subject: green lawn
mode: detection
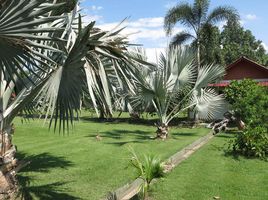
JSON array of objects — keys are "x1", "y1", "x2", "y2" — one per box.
[
  {"x1": 13, "y1": 113, "x2": 209, "y2": 200},
  {"x1": 151, "y1": 133, "x2": 268, "y2": 200}
]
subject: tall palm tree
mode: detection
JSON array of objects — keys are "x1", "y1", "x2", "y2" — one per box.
[
  {"x1": 0, "y1": 0, "x2": 148, "y2": 198},
  {"x1": 164, "y1": 0, "x2": 239, "y2": 69},
  {"x1": 132, "y1": 46, "x2": 226, "y2": 139}
]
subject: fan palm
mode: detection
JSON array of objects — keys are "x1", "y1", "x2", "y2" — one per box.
[
  {"x1": 164, "y1": 0, "x2": 239, "y2": 69},
  {"x1": 132, "y1": 46, "x2": 226, "y2": 139},
  {"x1": 0, "y1": 0, "x2": 148, "y2": 198}
]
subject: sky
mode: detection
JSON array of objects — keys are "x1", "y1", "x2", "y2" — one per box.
[{"x1": 81, "y1": 0, "x2": 268, "y2": 62}]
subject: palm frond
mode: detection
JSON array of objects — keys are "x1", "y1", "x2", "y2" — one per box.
[
  {"x1": 0, "y1": 0, "x2": 65, "y2": 82},
  {"x1": 206, "y1": 6, "x2": 239, "y2": 24},
  {"x1": 193, "y1": 0, "x2": 210, "y2": 23},
  {"x1": 164, "y1": 3, "x2": 195, "y2": 35},
  {"x1": 37, "y1": 21, "x2": 94, "y2": 132},
  {"x1": 170, "y1": 31, "x2": 195, "y2": 46},
  {"x1": 192, "y1": 88, "x2": 226, "y2": 120},
  {"x1": 194, "y1": 63, "x2": 225, "y2": 91}
]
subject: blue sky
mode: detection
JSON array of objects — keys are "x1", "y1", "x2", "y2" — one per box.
[{"x1": 81, "y1": 0, "x2": 268, "y2": 61}]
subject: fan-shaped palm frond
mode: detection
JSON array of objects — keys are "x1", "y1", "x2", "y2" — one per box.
[{"x1": 0, "y1": 0, "x2": 65, "y2": 82}]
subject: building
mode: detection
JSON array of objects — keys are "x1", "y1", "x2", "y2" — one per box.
[{"x1": 209, "y1": 56, "x2": 268, "y2": 87}]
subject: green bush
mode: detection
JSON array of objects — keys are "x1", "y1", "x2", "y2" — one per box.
[
  {"x1": 224, "y1": 79, "x2": 268, "y2": 127},
  {"x1": 229, "y1": 126, "x2": 268, "y2": 159}
]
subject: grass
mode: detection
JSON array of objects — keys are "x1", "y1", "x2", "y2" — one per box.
[
  {"x1": 150, "y1": 133, "x2": 268, "y2": 200},
  {"x1": 13, "y1": 112, "x2": 209, "y2": 200}
]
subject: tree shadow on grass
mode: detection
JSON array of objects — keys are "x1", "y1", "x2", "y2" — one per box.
[
  {"x1": 80, "y1": 116, "x2": 189, "y2": 127},
  {"x1": 85, "y1": 129, "x2": 154, "y2": 146},
  {"x1": 80, "y1": 116, "x2": 158, "y2": 126},
  {"x1": 17, "y1": 152, "x2": 74, "y2": 173},
  {"x1": 86, "y1": 129, "x2": 154, "y2": 140},
  {"x1": 16, "y1": 152, "x2": 79, "y2": 200},
  {"x1": 171, "y1": 132, "x2": 199, "y2": 139},
  {"x1": 18, "y1": 175, "x2": 80, "y2": 200}
]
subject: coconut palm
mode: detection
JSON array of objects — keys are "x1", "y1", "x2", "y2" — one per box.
[
  {"x1": 0, "y1": 0, "x2": 148, "y2": 197},
  {"x1": 132, "y1": 47, "x2": 226, "y2": 139},
  {"x1": 164, "y1": 0, "x2": 239, "y2": 69}
]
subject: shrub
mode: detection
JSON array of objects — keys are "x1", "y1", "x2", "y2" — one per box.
[
  {"x1": 229, "y1": 126, "x2": 268, "y2": 159},
  {"x1": 224, "y1": 79, "x2": 268, "y2": 128}
]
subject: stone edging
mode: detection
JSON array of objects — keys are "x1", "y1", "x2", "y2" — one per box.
[{"x1": 102, "y1": 131, "x2": 214, "y2": 200}]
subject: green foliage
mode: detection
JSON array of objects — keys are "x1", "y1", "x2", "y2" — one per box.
[
  {"x1": 224, "y1": 79, "x2": 268, "y2": 127},
  {"x1": 229, "y1": 127, "x2": 268, "y2": 159},
  {"x1": 221, "y1": 21, "x2": 268, "y2": 66},
  {"x1": 50, "y1": 0, "x2": 78, "y2": 15},
  {"x1": 129, "y1": 147, "x2": 164, "y2": 199},
  {"x1": 225, "y1": 80, "x2": 268, "y2": 159},
  {"x1": 199, "y1": 24, "x2": 224, "y2": 65},
  {"x1": 187, "y1": 17, "x2": 268, "y2": 66}
]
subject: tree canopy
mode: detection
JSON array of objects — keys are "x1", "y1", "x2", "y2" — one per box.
[
  {"x1": 221, "y1": 21, "x2": 268, "y2": 66},
  {"x1": 164, "y1": 0, "x2": 239, "y2": 68}
]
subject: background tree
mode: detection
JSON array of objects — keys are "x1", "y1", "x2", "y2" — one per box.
[
  {"x1": 221, "y1": 20, "x2": 268, "y2": 66},
  {"x1": 164, "y1": 0, "x2": 239, "y2": 69}
]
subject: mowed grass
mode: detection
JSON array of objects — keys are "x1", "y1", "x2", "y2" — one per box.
[
  {"x1": 13, "y1": 113, "x2": 209, "y2": 200},
  {"x1": 151, "y1": 133, "x2": 268, "y2": 200}
]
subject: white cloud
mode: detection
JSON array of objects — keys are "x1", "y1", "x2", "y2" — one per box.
[
  {"x1": 91, "y1": 5, "x2": 103, "y2": 11},
  {"x1": 130, "y1": 17, "x2": 164, "y2": 28},
  {"x1": 239, "y1": 20, "x2": 245, "y2": 26},
  {"x1": 145, "y1": 48, "x2": 165, "y2": 63},
  {"x1": 83, "y1": 15, "x2": 103, "y2": 24},
  {"x1": 218, "y1": 20, "x2": 227, "y2": 30},
  {"x1": 262, "y1": 42, "x2": 268, "y2": 52},
  {"x1": 97, "y1": 17, "x2": 183, "y2": 44},
  {"x1": 245, "y1": 14, "x2": 257, "y2": 20}
]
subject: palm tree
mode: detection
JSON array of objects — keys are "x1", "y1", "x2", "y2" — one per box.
[
  {"x1": 164, "y1": 0, "x2": 239, "y2": 69},
  {"x1": 0, "y1": 0, "x2": 148, "y2": 197},
  {"x1": 132, "y1": 47, "x2": 226, "y2": 139}
]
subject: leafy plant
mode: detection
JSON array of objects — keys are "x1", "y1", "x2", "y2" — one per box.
[
  {"x1": 129, "y1": 148, "x2": 164, "y2": 199},
  {"x1": 229, "y1": 126, "x2": 268, "y2": 159},
  {"x1": 224, "y1": 79, "x2": 268, "y2": 128}
]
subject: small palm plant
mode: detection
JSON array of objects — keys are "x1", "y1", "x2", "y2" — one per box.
[{"x1": 129, "y1": 147, "x2": 164, "y2": 200}]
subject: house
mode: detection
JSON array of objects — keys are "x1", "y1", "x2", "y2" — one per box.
[
  {"x1": 209, "y1": 56, "x2": 268, "y2": 87},
  {"x1": 205, "y1": 57, "x2": 268, "y2": 120}
]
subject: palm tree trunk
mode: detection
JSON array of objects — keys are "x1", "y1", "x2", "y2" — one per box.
[
  {"x1": 0, "y1": 124, "x2": 19, "y2": 199},
  {"x1": 156, "y1": 123, "x2": 169, "y2": 139}
]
